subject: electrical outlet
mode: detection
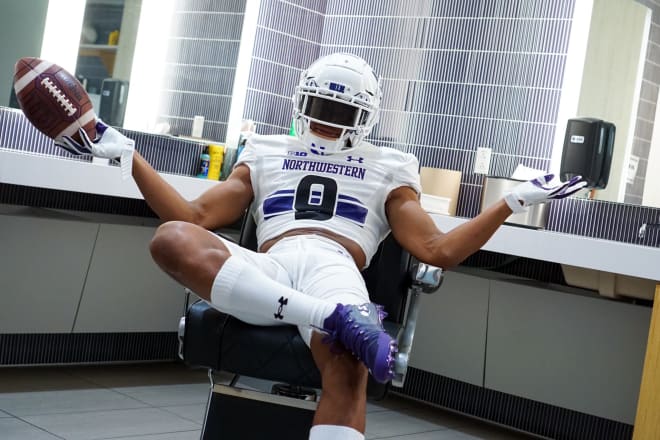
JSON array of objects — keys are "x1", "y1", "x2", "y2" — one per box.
[{"x1": 474, "y1": 147, "x2": 492, "y2": 174}]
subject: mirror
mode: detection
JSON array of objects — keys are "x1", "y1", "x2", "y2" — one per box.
[
  {"x1": 3, "y1": 0, "x2": 659, "y2": 211},
  {"x1": 75, "y1": 0, "x2": 139, "y2": 127},
  {"x1": 558, "y1": 0, "x2": 660, "y2": 208},
  {"x1": 1, "y1": 0, "x2": 247, "y2": 145},
  {"x1": 0, "y1": 0, "x2": 140, "y2": 126}
]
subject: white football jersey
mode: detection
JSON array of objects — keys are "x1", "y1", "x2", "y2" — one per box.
[{"x1": 235, "y1": 134, "x2": 421, "y2": 266}]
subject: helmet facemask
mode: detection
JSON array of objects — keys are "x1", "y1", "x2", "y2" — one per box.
[{"x1": 292, "y1": 53, "x2": 382, "y2": 155}]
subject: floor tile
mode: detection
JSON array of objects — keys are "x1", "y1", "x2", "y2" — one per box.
[
  {"x1": 22, "y1": 407, "x2": 200, "y2": 440},
  {"x1": 0, "y1": 366, "x2": 94, "y2": 392},
  {"x1": 366, "y1": 397, "x2": 536, "y2": 440},
  {"x1": 369, "y1": 398, "x2": 480, "y2": 432},
  {"x1": 441, "y1": 422, "x2": 536, "y2": 440},
  {"x1": 365, "y1": 409, "x2": 451, "y2": 439},
  {"x1": 0, "y1": 418, "x2": 61, "y2": 440},
  {"x1": 0, "y1": 364, "x2": 539, "y2": 440},
  {"x1": 100, "y1": 430, "x2": 202, "y2": 440},
  {"x1": 377, "y1": 431, "x2": 458, "y2": 439},
  {"x1": 160, "y1": 403, "x2": 208, "y2": 425},
  {"x1": 0, "y1": 388, "x2": 148, "y2": 416},
  {"x1": 369, "y1": 429, "x2": 534, "y2": 440},
  {"x1": 112, "y1": 383, "x2": 210, "y2": 407},
  {"x1": 367, "y1": 394, "x2": 417, "y2": 414},
  {"x1": 65, "y1": 363, "x2": 208, "y2": 388}
]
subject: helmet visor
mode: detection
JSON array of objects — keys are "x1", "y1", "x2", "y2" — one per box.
[{"x1": 301, "y1": 95, "x2": 367, "y2": 127}]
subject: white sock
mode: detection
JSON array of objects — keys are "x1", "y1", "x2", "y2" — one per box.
[
  {"x1": 309, "y1": 425, "x2": 364, "y2": 440},
  {"x1": 210, "y1": 256, "x2": 337, "y2": 328}
]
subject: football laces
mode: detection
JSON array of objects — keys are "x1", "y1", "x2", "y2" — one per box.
[{"x1": 40, "y1": 77, "x2": 76, "y2": 117}]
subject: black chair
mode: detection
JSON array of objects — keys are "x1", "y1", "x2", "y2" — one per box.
[{"x1": 177, "y1": 213, "x2": 443, "y2": 439}]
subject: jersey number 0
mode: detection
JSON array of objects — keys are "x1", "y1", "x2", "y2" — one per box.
[{"x1": 294, "y1": 175, "x2": 337, "y2": 220}]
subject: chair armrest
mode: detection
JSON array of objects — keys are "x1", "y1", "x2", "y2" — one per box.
[
  {"x1": 391, "y1": 261, "x2": 443, "y2": 387},
  {"x1": 178, "y1": 299, "x2": 231, "y2": 369},
  {"x1": 411, "y1": 261, "x2": 444, "y2": 293}
]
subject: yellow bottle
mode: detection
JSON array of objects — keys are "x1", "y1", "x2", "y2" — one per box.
[
  {"x1": 108, "y1": 30, "x2": 120, "y2": 46},
  {"x1": 207, "y1": 144, "x2": 225, "y2": 180}
]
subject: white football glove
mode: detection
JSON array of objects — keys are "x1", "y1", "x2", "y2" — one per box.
[
  {"x1": 504, "y1": 173, "x2": 587, "y2": 213},
  {"x1": 55, "y1": 120, "x2": 135, "y2": 180}
]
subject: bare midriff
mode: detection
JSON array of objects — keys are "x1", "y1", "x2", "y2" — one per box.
[{"x1": 260, "y1": 227, "x2": 366, "y2": 269}]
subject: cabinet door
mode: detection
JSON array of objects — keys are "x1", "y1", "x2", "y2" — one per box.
[
  {"x1": 409, "y1": 271, "x2": 490, "y2": 386},
  {"x1": 73, "y1": 224, "x2": 184, "y2": 332},
  {"x1": 486, "y1": 280, "x2": 650, "y2": 424},
  {"x1": 0, "y1": 215, "x2": 98, "y2": 333}
]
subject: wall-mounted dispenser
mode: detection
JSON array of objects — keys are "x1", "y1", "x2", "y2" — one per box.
[{"x1": 560, "y1": 117, "x2": 615, "y2": 189}]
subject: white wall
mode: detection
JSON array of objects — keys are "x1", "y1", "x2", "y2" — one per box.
[
  {"x1": 0, "y1": 0, "x2": 49, "y2": 106},
  {"x1": 643, "y1": 89, "x2": 660, "y2": 207},
  {"x1": 576, "y1": 0, "x2": 650, "y2": 202},
  {"x1": 112, "y1": 0, "x2": 142, "y2": 81}
]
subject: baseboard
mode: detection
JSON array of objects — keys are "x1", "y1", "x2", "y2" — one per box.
[
  {"x1": 0, "y1": 332, "x2": 178, "y2": 366},
  {"x1": 394, "y1": 367, "x2": 633, "y2": 440}
]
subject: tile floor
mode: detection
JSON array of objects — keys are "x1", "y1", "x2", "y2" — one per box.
[{"x1": 0, "y1": 362, "x2": 537, "y2": 440}]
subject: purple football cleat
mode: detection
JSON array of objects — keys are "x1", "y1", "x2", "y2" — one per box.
[{"x1": 322, "y1": 303, "x2": 397, "y2": 383}]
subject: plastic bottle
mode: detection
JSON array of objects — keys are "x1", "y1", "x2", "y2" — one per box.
[
  {"x1": 220, "y1": 146, "x2": 237, "y2": 181},
  {"x1": 207, "y1": 144, "x2": 225, "y2": 180},
  {"x1": 197, "y1": 146, "x2": 210, "y2": 178},
  {"x1": 108, "y1": 29, "x2": 120, "y2": 46}
]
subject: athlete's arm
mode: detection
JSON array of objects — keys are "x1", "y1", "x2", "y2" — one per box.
[
  {"x1": 385, "y1": 186, "x2": 512, "y2": 269},
  {"x1": 132, "y1": 152, "x2": 253, "y2": 230}
]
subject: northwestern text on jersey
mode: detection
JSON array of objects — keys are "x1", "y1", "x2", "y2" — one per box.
[{"x1": 281, "y1": 159, "x2": 366, "y2": 180}]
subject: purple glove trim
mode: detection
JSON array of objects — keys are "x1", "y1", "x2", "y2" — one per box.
[{"x1": 95, "y1": 120, "x2": 109, "y2": 138}]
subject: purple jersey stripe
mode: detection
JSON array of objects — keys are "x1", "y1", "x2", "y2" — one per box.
[
  {"x1": 336, "y1": 201, "x2": 367, "y2": 225},
  {"x1": 263, "y1": 195, "x2": 294, "y2": 217}
]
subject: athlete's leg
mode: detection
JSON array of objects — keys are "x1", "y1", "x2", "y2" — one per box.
[
  {"x1": 149, "y1": 221, "x2": 336, "y2": 327},
  {"x1": 285, "y1": 237, "x2": 386, "y2": 439},
  {"x1": 308, "y1": 332, "x2": 367, "y2": 439},
  {"x1": 149, "y1": 221, "x2": 230, "y2": 299},
  {"x1": 291, "y1": 236, "x2": 397, "y2": 384},
  {"x1": 151, "y1": 224, "x2": 397, "y2": 386}
]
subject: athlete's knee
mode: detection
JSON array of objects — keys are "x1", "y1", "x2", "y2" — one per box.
[
  {"x1": 150, "y1": 221, "x2": 232, "y2": 275},
  {"x1": 149, "y1": 221, "x2": 191, "y2": 263}
]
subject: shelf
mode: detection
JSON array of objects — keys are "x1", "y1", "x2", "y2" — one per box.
[{"x1": 79, "y1": 44, "x2": 118, "y2": 51}]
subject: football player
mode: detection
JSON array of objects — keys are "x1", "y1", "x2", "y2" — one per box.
[{"x1": 58, "y1": 52, "x2": 585, "y2": 440}]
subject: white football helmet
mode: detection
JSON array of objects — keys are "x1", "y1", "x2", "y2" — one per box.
[{"x1": 292, "y1": 53, "x2": 382, "y2": 155}]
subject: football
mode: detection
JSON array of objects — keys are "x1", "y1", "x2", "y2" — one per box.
[{"x1": 13, "y1": 57, "x2": 97, "y2": 143}]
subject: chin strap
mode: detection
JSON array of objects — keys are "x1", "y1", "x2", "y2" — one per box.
[{"x1": 299, "y1": 128, "x2": 363, "y2": 156}]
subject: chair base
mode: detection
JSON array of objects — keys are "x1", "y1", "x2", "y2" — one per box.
[
  {"x1": 271, "y1": 383, "x2": 318, "y2": 401},
  {"x1": 202, "y1": 383, "x2": 317, "y2": 440}
]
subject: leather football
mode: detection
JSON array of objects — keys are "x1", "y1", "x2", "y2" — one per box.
[{"x1": 13, "y1": 57, "x2": 97, "y2": 143}]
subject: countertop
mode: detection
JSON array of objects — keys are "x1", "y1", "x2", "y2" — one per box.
[
  {"x1": 433, "y1": 215, "x2": 659, "y2": 282},
  {"x1": 0, "y1": 148, "x2": 218, "y2": 201},
  {"x1": 1, "y1": 148, "x2": 658, "y2": 282}
]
